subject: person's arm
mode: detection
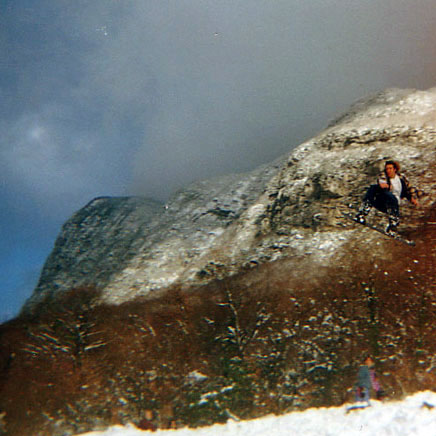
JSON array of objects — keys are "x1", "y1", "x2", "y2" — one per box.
[
  {"x1": 378, "y1": 173, "x2": 389, "y2": 189},
  {"x1": 404, "y1": 178, "x2": 420, "y2": 206}
]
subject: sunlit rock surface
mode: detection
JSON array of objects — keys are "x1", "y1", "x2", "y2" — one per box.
[{"x1": 23, "y1": 88, "x2": 436, "y2": 313}]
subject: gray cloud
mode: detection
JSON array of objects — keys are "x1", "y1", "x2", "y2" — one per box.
[
  {"x1": 4, "y1": 0, "x2": 436, "y2": 207},
  {"x1": 2, "y1": 0, "x2": 436, "y2": 316},
  {"x1": 73, "y1": 0, "x2": 436, "y2": 199}
]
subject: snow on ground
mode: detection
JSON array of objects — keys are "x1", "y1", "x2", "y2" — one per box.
[{"x1": 77, "y1": 391, "x2": 436, "y2": 436}]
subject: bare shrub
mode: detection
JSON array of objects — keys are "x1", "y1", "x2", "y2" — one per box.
[{"x1": 0, "y1": 211, "x2": 435, "y2": 433}]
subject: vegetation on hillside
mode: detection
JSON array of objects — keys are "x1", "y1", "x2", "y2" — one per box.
[{"x1": 0, "y1": 210, "x2": 435, "y2": 436}]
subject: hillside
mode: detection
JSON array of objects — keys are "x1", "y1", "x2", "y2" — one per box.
[{"x1": 1, "y1": 88, "x2": 435, "y2": 435}]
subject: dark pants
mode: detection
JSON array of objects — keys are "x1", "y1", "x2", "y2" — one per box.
[
  {"x1": 355, "y1": 386, "x2": 370, "y2": 403},
  {"x1": 359, "y1": 185, "x2": 400, "y2": 227},
  {"x1": 364, "y1": 185, "x2": 399, "y2": 216}
]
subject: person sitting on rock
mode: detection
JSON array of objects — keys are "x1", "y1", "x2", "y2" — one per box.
[{"x1": 355, "y1": 160, "x2": 421, "y2": 234}]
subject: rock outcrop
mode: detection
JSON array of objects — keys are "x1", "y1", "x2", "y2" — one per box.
[
  {"x1": 5, "y1": 87, "x2": 436, "y2": 436},
  {"x1": 23, "y1": 87, "x2": 436, "y2": 314}
]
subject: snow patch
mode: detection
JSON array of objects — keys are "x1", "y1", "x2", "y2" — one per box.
[{"x1": 75, "y1": 391, "x2": 436, "y2": 436}]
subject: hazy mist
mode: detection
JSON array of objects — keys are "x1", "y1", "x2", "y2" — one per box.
[{"x1": 1, "y1": 0, "x2": 436, "y2": 316}]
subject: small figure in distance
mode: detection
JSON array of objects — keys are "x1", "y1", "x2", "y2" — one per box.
[{"x1": 355, "y1": 355, "x2": 384, "y2": 406}]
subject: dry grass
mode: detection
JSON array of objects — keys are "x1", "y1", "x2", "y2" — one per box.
[{"x1": 1, "y1": 208, "x2": 435, "y2": 435}]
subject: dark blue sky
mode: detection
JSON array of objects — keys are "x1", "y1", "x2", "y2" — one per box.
[{"x1": 1, "y1": 0, "x2": 436, "y2": 320}]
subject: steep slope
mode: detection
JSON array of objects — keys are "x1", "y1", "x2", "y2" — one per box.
[
  {"x1": 23, "y1": 161, "x2": 282, "y2": 313},
  {"x1": 1, "y1": 88, "x2": 435, "y2": 436},
  {"x1": 22, "y1": 87, "x2": 436, "y2": 313}
]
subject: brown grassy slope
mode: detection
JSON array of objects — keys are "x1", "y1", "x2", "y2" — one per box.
[{"x1": 0, "y1": 208, "x2": 435, "y2": 435}]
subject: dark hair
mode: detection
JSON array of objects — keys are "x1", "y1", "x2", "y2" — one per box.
[{"x1": 385, "y1": 160, "x2": 400, "y2": 172}]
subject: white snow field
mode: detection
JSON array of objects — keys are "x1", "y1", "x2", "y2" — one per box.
[{"x1": 77, "y1": 391, "x2": 436, "y2": 436}]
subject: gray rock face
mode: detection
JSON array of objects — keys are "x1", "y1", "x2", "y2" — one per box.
[
  {"x1": 23, "y1": 88, "x2": 436, "y2": 314},
  {"x1": 26, "y1": 196, "x2": 163, "y2": 308},
  {"x1": 24, "y1": 160, "x2": 282, "y2": 312}
]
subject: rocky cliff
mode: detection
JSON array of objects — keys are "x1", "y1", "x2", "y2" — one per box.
[
  {"x1": 23, "y1": 87, "x2": 436, "y2": 314},
  {"x1": 2, "y1": 88, "x2": 436, "y2": 436}
]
